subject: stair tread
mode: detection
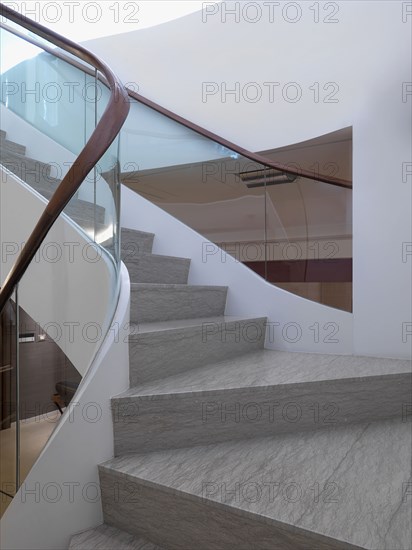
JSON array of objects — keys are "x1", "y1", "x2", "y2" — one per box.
[
  {"x1": 69, "y1": 524, "x2": 163, "y2": 549},
  {"x1": 114, "y1": 350, "x2": 411, "y2": 400},
  {"x1": 0, "y1": 137, "x2": 26, "y2": 154},
  {"x1": 0, "y1": 147, "x2": 51, "y2": 169},
  {"x1": 100, "y1": 417, "x2": 412, "y2": 550},
  {"x1": 128, "y1": 315, "x2": 266, "y2": 335},
  {"x1": 121, "y1": 227, "x2": 155, "y2": 239}
]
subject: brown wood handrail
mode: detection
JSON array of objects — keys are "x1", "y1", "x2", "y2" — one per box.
[
  {"x1": 0, "y1": 3, "x2": 130, "y2": 314},
  {"x1": 1, "y1": 19, "x2": 352, "y2": 190},
  {"x1": 127, "y1": 91, "x2": 352, "y2": 189}
]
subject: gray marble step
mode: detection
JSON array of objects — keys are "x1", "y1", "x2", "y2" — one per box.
[
  {"x1": 112, "y1": 350, "x2": 411, "y2": 453},
  {"x1": 70, "y1": 216, "x2": 110, "y2": 237},
  {"x1": 0, "y1": 143, "x2": 105, "y2": 221},
  {"x1": 65, "y1": 198, "x2": 106, "y2": 225},
  {"x1": 2, "y1": 160, "x2": 105, "y2": 226},
  {"x1": 130, "y1": 283, "x2": 228, "y2": 323},
  {"x1": 25, "y1": 176, "x2": 61, "y2": 198},
  {"x1": 121, "y1": 228, "x2": 155, "y2": 257},
  {"x1": 103, "y1": 420, "x2": 412, "y2": 550},
  {"x1": 0, "y1": 148, "x2": 52, "y2": 178},
  {"x1": 0, "y1": 129, "x2": 6, "y2": 139},
  {"x1": 69, "y1": 524, "x2": 164, "y2": 550},
  {"x1": 124, "y1": 252, "x2": 191, "y2": 285},
  {"x1": 31, "y1": 180, "x2": 105, "y2": 225},
  {"x1": 0, "y1": 136, "x2": 26, "y2": 155},
  {"x1": 100, "y1": 417, "x2": 412, "y2": 550},
  {"x1": 128, "y1": 315, "x2": 266, "y2": 386}
]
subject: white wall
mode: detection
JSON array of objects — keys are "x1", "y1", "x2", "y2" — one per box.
[
  {"x1": 0, "y1": 265, "x2": 130, "y2": 550},
  {"x1": 87, "y1": 1, "x2": 412, "y2": 359},
  {"x1": 0, "y1": 167, "x2": 117, "y2": 374},
  {"x1": 122, "y1": 185, "x2": 352, "y2": 354}
]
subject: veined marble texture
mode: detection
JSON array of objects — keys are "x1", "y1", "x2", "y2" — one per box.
[
  {"x1": 69, "y1": 524, "x2": 163, "y2": 550},
  {"x1": 113, "y1": 349, "x2": 411, "y2": 453},
  {"x1": 100, "y1": 418, "x2": 412, "y2": 550},
  {"x1": 121, "y1": 228, "x2": 155, "y2": 256},
  {"x1": 128, "y1": 316, "x2": 267, "y2": 385},
  {"x1": 130, "y1": 283, "x2": 228, "y2": 323},
  {"x1": 123, "y1": 252, "x2": 191, "y2": 284},
  {"x1": 121, "y1": 349, "x2": 412, "y2": 397},
  {"x1": 98, "y1": 227, "x2": 411, "y2": 550}
]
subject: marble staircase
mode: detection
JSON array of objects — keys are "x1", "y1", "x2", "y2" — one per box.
[
  {"x1": 68, "y1": 227, "x2": 411, "y2": 550},
  {"x1": 0, "y1": 130, "x2": 106, "y2": 233}
]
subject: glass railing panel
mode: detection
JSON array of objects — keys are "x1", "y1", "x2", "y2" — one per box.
[
  {"x1": 265, "y1": 176, "x2": 352, "y2": 312},
  {"x1": 16, "y1": 298, "x2": 81, "y2": 489},
  {"x1": 121, "y1": 100, "x2": 234, "y2": 171},
  {"x1": 0, "y1": 13, "x2": 123, "y2": 506},
  {"x1": 0, "y1": 291, "x2": 17, "y2": 517},
  {"x1": 1, "y1": 30, "x2": 87, "y2": 153},
  {"x1": 0, "y1": 22, "x2": 117, "y2": 263},
  {"x1": 1, "y1": 189, "x2": 121, "y2": 498},
  {"x1": 122, "y1": 99, "x2": 271, "y2": 271},
  {"x1": 122, "y1": 97, "x2": 352, "y2": 311},
  {"x1": 94, "y1": 136, "x2": 121, "y2": 267}
]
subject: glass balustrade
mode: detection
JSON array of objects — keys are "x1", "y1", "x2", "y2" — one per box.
[
  {"x1": 121, "y1": 98, "x2": 352, "y2": 312},
  {"x1": 0, "y1": 15, "x2": 123, "y2": 515}
]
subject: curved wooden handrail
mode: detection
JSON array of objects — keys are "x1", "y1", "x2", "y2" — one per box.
[
  {"x1": 0, "y1": 3, "x2": 130, "y2": 314},
  {"x1": 1, "y1": 19, "x2": 351, "y2": 189},
  {"x1": 127, "y1": 91, "x2": 352, "y2": 189}
]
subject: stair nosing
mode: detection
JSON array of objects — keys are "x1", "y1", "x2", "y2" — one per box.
[
  {"x1": 131, "y1": 283, "x2": 228, "y2": 290},
  {"x1": 0, "y1": 148, "x2": 51, "y2": 168},
  {"x1": 122, "y1": 251, "x2": 191, "y2": 263},
  {"x1": 128, "y1": 315, "x2": 267, "y2": 334},
  {"x1": 113, "y1": 370, "x2": 411, "y2": 402},
  {"x1": 115, "y1": 348, "x2": 411, "y2": 401}
]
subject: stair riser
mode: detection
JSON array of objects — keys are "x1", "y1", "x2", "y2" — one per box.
[
  {"x1": 0, "y1": 138, "x2": 26, "y2": 155},
  {"x1": 0, "y1": 148, "x2": 52, "y2": 175},
  {"x1": 65, "y1": 200, "x2": 106, "y2": 224},
  {"x1": 121, "y1": 229, "x2": 154, "y2": 256},
  {"x1": 27, "y1": 181, "x2": 60, "y2": 198},
  {"x1": 130, "y1": 287, "x2": 227, "y2": 323},
  {"x1": 71, "y1": 215, "x2": 106, "y2": 231},
  {"x1": 2, "y1": 166, "x2": 106, "y2": 223},
  {"x1": 9, "y1": 171, "x2": 106, "y2": 224},
  {"x1": 112, "y1": 374, "x2": 411, "y2": 454},
  {"x1": 1, "y1": 157, "x2": 51, "y2": 179},
  {"x1": 99, "y1": 469, "x2": 359, "y2": 550},
  {"x1": 129, "y1": 318, "x2": 267, "y2": 386},
  {"x1": 125, "y1": 255, "x2": 190, "y2": 284}
]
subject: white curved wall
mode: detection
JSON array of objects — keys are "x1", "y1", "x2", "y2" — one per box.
[
  {"x1": 87, "y1": 1, "x2": 412, "y2": 359},
  {"x1": 0, "y1": 166, "x2": 117, "y2": 375}
]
